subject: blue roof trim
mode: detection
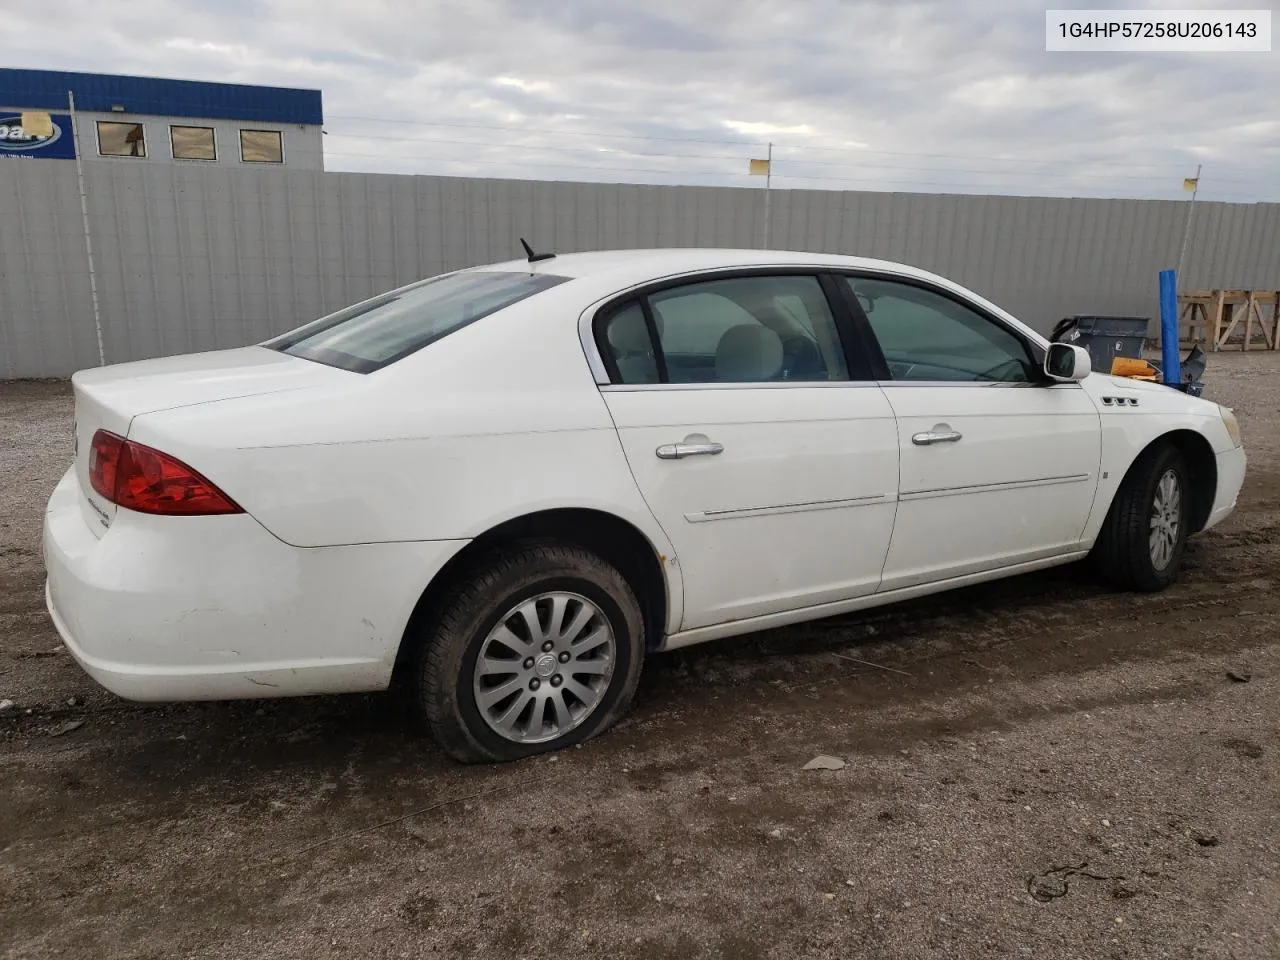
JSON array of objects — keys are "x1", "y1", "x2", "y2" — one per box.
[{"x1": 0, "y1": 68, "x2": 322, "y2": 125}]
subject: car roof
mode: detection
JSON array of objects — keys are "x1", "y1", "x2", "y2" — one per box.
[
  {"x1": 455, "y1": 247, "x2": 1048, "y2": 352},
  {"x1": 469, "y1": 248, "x2": 939, "y2": 287}
]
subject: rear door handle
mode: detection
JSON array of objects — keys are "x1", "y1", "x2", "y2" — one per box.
[
  {"x1": 656, "y1": 442, "x2": 724, "y2": 459},
  {"x1": 911, "y1": 430, "x2": 962, "y2": 446}
]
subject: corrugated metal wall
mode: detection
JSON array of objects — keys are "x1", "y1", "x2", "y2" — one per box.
[{"x1": 2, "y1": 161, "x2": 1278, "y2": 378}]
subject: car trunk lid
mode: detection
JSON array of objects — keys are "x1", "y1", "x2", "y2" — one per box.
[{"x1": 71, "y1": 346, "x2": 354, "y2": 535}]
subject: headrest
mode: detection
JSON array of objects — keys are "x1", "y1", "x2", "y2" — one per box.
[
  {"x1": 607, "y1": 305, "x2": 654, "y2": 354},
  {"x1": 715, "y1": 324, "x2": 784, "y2": 382}
]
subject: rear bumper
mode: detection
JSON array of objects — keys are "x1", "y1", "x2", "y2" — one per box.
[
  {"x1": 1204, "y1": 444, "x2": 1246, "y2": 532},
  {"x1": 43, "y1": 467, "x2": 467, "y2": 702}
]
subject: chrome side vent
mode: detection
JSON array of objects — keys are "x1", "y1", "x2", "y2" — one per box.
[{"x1": 1100, "y1": 396, "x2": 1140, "y2": 407}]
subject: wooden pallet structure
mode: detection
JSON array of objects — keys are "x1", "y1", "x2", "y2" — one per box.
[{"x1": 1177, "y1": 290, "x2": 1280, "y2": 351}]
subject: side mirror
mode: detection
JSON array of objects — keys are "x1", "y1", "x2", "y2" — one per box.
[{"x1": 1045, "y1": 343, "x2": 1091, "y2": 382}]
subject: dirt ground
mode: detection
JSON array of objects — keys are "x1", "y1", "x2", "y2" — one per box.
[{"x1": 2, "y1": 354, "x2": 1278, "y2": 960}]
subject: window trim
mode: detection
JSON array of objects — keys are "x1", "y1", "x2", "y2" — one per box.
[
  {"x1": 637, "y1": 296, "x2": 671, "y2": 384},
  {"x1": 238, "y1": 127, "x2": 285, "y2": 164},
  {"x1": 95, "y1": 120, "x2": 147, "y2": 159},
  {"x1": 601, "y1": 380, "x2": 882, "y2": 393},
  {"x1": 587, "y1": 266, "x2": 879, "y2": 387},
  {"x1": 830, "y1": 269, "x2": 1049, "y2": 385},
  {"x1": 169, "y1": 124, "x2": 218, "y2": 162}
]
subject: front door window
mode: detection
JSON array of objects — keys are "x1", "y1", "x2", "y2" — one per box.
[{"x1": 845, "y1": 277, "x2": 1036, "y2": 382}]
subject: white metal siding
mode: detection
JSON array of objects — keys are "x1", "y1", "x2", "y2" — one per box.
[{"x1": 1, "y1": 161, "x2": 1277, "y2": 378}]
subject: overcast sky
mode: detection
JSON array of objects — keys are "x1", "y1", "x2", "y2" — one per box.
[{"x1": 3, "y1": 0, "x2": 1277, "y2": 202}]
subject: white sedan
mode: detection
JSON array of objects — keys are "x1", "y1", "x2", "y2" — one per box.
[{"x1": 44, "y1": 248, "x2": 1246, "y2": 762}]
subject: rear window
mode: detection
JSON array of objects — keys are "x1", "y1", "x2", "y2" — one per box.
[{"x1": 264, "y1": 271, "x2": 570, "y2": 373}]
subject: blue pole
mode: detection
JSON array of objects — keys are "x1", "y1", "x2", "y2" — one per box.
[{"x1": 1159, "y1": 269, "x2": 1180, "y2": 387}]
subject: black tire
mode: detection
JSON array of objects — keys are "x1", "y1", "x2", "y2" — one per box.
[
  {"x1": 410, "y1": 542, "x2": 645, "y2": 763},
  {"x1": 1092, "y1": 443, "x2": 1191, "y2": 592}
]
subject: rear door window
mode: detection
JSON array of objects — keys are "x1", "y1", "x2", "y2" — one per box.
[
  {"x1": 599, "y1": 301, "x2": 661, "y2": 384},
  {"x1": 598, "y1": 275, "x2": 850, "y2": 384},
  {"x1": 266, "y1": 271, "x2": 569, "y2": 372}
]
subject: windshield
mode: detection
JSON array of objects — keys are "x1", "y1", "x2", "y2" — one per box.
[{"x1": 264, "y1": 270, "x2": 570, "y2": 372}]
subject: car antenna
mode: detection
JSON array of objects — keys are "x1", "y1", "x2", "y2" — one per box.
[{"x1": 520, "y1": 238, "x2": 556, "y2": 263}]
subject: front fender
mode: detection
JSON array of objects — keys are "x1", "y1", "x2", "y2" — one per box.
[{"x1": 1078, "y1": 380, "x2": 1235, "y2": 545}]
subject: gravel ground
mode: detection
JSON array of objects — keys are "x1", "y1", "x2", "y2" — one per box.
[{"x1": 1, "y1": 355, "x2": 1278, "y2": 960}]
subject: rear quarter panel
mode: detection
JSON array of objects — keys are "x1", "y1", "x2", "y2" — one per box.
[{"x1": 125, "y1": 292, "x2": 680, "y2": 617}]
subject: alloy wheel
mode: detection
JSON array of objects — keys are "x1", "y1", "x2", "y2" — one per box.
[
  {"x1": 1148, "y1": 468, "x2": 1182, "y2": 571},
  {"x1": 472, "y1": 591, "x2": 616, "y2": 744}
]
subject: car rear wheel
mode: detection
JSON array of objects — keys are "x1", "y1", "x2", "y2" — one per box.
[
  {"x1": 411, "y1": 542, "x2": 645, "y2": 763},
  {"x1": 1092, "y1": 443, "x2": 1191, "y2": 592}
]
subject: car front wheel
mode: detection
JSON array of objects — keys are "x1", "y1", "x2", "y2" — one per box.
[
  {"x1": 411, "y1": 542, "x2": 645, "y2": 763},
  {"x1": 1093, "y1": 443, "x2": 1191, "y2": 592}
]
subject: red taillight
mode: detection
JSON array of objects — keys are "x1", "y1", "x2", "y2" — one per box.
[
  {"x1": 88, "y1": 430, "x2": 124, "y2": 503},
  {"x1": 86, "y1": 430, "x2": 242, "y2": 516}
]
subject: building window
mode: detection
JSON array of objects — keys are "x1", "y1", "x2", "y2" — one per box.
[
  {"x1": 170, "y1": 125, "x2": 216, "y2": 161},
  {"x1": 239, "y1": 129, "x2": 283, "y2": 163},
  {"x1": 97, "y1": 121, "x2": 146, "y2": 158}
]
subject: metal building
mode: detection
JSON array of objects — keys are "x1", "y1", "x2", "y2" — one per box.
[{"x1": 0, "y1": 68, "x2": 323, "y2": 170}]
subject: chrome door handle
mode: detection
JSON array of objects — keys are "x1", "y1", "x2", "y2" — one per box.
[
  {"x1": 911, "y1": 430, "x2": 963, "y2": 446},
  {"x1": 656, "y1": 442, "x2": 724, "y2": 459}
]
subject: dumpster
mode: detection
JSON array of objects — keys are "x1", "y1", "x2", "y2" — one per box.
[{"x1": 1050, "y1": 316, "x2": 1151, "y2": 376}]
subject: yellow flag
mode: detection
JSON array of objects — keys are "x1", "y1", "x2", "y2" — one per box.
[
  {"x1": 749, "y1": 158, "x2": 771, "y2": 176},
  {"x1": 1183, "y1": 177, "x2": 1199, "y2": 192},
  {"x1": 21, "y1": 111, "x2": 54, "y2": 138}
]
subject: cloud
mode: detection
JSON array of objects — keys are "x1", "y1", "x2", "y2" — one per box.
[{"x1": 1, "y1": 0, "x2": 1275, "y2": 201}]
